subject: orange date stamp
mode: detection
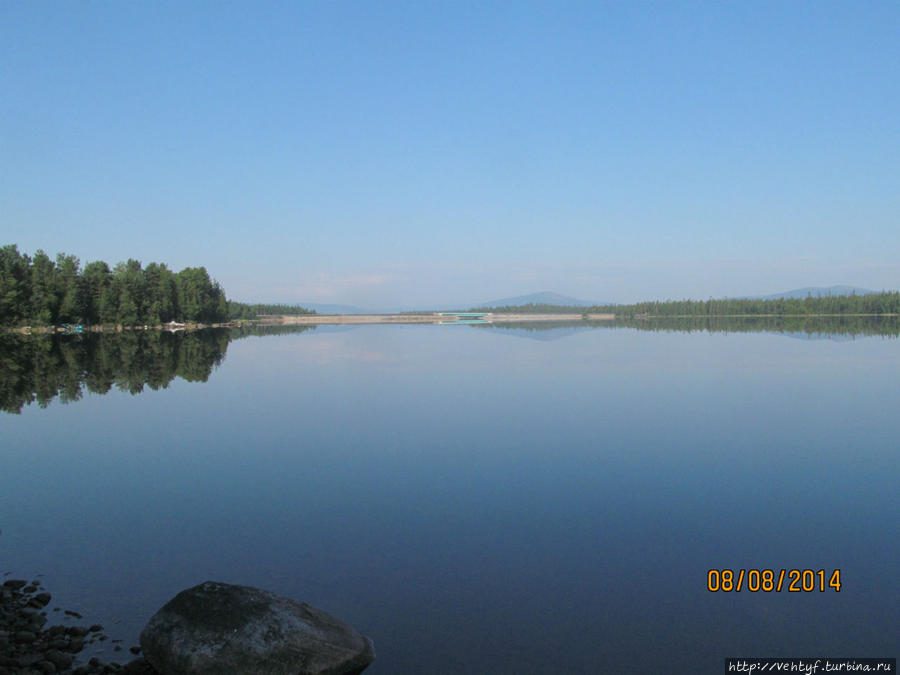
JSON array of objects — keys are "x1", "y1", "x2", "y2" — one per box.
[{"x1": 707, "y1": 569, "x2": 841, "y2": 592}]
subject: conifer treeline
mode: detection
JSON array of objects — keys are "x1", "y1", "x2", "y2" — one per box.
[
  {"x1": 0, "y1": 244, "x2": 314, "y2": 326},
  {"x1": 226, "y1": 302, "x2": 315, "y2": 320},
  {"x1": 0, "y1": 244, "x2": 227, "y2": 325},
  {"x1": 586, "y1": 293, "x2": 900, "y2": 317},
  {"x1": 474, "y1": 293, "x2": 900, "y2": 316}
]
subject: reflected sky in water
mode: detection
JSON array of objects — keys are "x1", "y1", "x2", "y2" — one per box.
[{"x1": 1, "y1": 325, "x2": 898, "y2": 672}]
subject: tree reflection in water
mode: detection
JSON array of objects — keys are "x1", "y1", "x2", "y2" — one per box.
[{"x1": 0, "y1": 325, "x2": 313, "y2": 414}]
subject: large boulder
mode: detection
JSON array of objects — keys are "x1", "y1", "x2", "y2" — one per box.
[{"x1": 140, "y1": 581, "x2": 374, "y2": 675}]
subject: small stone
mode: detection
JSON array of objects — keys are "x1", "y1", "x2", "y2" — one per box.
[
  {"x1": 89, "y1": 657, "x2": 102, "y2": 666},
  {"x1": 2, "y1": 580, "x2": 26, "y2": 590},
  {"x1": 31, "y1": 593, "x2": 52, "y2": 607},
  {"x1": 44, "y1": 650, "x2": 73, "y2": 671},
  {"x1": 23, "y1": 585, "x2": 37, "y2": 593},
  {"x1": 36, "y1": 660, "x2": 57, "y2": 674},
  {"x1": 129, "y1": 646, "x2": 141, "y2": 655},
  {"x1": 89, "y1": 624, "x2": 103, "y2": 632},
  {"x1": 67, "y1": 636, "x2": 85, "y2": 652},
  {"x1": 15, "y1": 651, "x2": 42, "y2": 666},
  {"x1": 14, "y1": 631, "x2": 37, "y2": 643},
  {"x1": 64, "y1": 610, "x2": 83, "y2": 619},
  {"x1": 67, "y1": 626, "x2": 89, "y2": 637}
]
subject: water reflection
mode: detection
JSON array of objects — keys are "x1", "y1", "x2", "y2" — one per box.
[
  {"x1": 479, "y1": 315, "x2": 900, "y2": 340},
  {"x1": 0, "y1": 325, "x2": 313, "y2": 414},
  {"x1": 3, "y1": 316, "x2": 897, "y2": 413}
]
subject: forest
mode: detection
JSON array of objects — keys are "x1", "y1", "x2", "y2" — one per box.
[
  {"x1": 587, "y1": 293, "x2": 900, "y2": 317},
  {"x1": 226, "y1": 302, "x2": 315, "y2": 320},
  {"x1": 0, "y1": 244, "x2": 313, "y2": 326},
  {"x1": 474, "y1": 292, "x2": 900, "y2": 317}
]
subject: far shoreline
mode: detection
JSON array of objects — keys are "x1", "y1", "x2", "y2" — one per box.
[
  {"x1": 260, "y1": 312, "x2": 616, "y2": 325},
  {"x1": 5, "y1": 311, "x2": 900, "y2": 334}
]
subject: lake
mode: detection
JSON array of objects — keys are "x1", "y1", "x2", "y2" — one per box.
[{"x1": 1, "y1": 321, "x2": 898, "y2": 672}]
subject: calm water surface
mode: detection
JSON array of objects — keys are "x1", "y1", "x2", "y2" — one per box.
[{"x1": 2, "y1": 324, "x2": 898, "y2": 672}]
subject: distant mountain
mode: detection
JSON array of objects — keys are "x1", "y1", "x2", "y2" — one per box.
[
  {"x1": 474, "y1": 291, "x2": 597, "y2": 308},
  {"x1": 757, "y1": 285, "x2": 880, "y2": 300}
]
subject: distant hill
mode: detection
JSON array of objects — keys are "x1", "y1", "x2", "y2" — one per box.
[
  {"x1": 475, "y1": 291, "x2": 597, "y2": 308},
  {"x1": 757, "y1": 285, "x2": 880, "y2": 300}
]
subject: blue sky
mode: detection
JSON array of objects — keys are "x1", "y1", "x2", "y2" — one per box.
[{"x1": 2, "y1": 1, "x2": 898, "y2": 307}]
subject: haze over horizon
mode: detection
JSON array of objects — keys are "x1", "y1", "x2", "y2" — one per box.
[{"x1": 3, "y1": 2, "x2": 898, "y2": 307}]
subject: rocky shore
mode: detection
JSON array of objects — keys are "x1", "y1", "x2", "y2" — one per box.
[
  {"x1": 0, "y1": 578, "x2": 156, "y2": 675},
  {"x1": 3, "y1": 579, "x2": 373, "y2": 675}
]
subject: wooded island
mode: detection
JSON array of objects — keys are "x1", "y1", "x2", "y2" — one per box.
[{"x1": 0, "y1": 244, "x2": 313, "y2": 327}]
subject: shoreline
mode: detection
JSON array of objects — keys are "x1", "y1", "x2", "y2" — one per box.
[
  {"x1": 2, "y1": 322, "x2": 244, "y2": 336},
  {"x1": 260, "y1": 313, "x2": 616, "y2": 325},
  {"x1": 4, "y1": 311, "x2": 899, "y2": 334},
  {"x1": 0, "y1": 577, "x2": 155, "y2": 674},
  {"x1": 256, "y1": 311, "x2": 900, "y2": 325}
]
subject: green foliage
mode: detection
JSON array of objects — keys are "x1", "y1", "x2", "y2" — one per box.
[
  {"x1": 0, "y1": 244, "x2": 30, "y2": 324},
  {"x1": 583, "y1": 293, "x2": 900, "y2": 318},
  {"x1": 30, "y1": 250, "x2": 58, "y2": 325},
  {"x1": 55, "y1": 253, "x2": 84, "y2": 323},
  {"x1": 82, "y1": 260, "x2": 112, "y2": 324},
  {"x1": 225, "y1": 301, "x2": 316, "y2": 320},
  {"x1": 0, "y1": 245, "x2": 247, "y2": 326},
  {"x1": 474, "y1": 293, "x2": 900, "y2": 317}
]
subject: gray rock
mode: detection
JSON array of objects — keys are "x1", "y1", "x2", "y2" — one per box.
[
  {"x1": 15, "y1": 651, "x2": 42, "y2": 666},
  {"x1": 15, "y1": 630, "x2": 37, "y2": 643},
  {"x1": 140, "y1": 581, "x2": 374, "y2": 675},
  {"x1": 44, "y1": 650, "x2": 74, "y2": 671}
]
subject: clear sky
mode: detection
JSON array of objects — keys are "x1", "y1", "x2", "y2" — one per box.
[{"x1": 2, "y1": 1, "x2": 898, "y2": 307}]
